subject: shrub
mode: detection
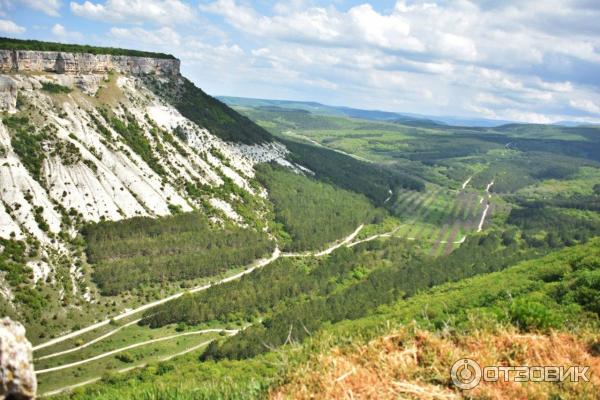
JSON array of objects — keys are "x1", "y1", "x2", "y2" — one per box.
[{"x1": 41, "y1": 82, "x2": 72, "y2": 94}]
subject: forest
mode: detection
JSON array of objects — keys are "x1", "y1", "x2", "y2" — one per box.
[
  {"x1": 141, "y1": 241, "x2": 412, "y2": 328},
  {"x1": 255, "y1": 164, "x2": 381, "y2": 251},
  {"x1": 199, "y1": 230, "x2": 554, "y2": 361},
  {"x1": 282, "y1": 138, "x2": 424, "y2": 205},
  {"x1": 83, "y1": 212, "x2": 273, "y2": 295}
]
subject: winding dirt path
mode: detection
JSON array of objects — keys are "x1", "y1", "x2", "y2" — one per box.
[
  {"x1": 36, "y1": 329, "x2": 239, "y2": 375},
  {"x1": 461, "y1": 176, "x2": 473, "y2": 190},
  {"x1": 35, "y1": 225, "x2": 365, "y2": 353},
  {"x1": 35, "y1": 318, "x2": 142, "y2": 361},
  {"x1": 477, "y1": 180, "x2": 494, "y2": 232},
  {"x1": 39, "y1": 336, "x2": 222, "y2": 398},
  {"x1": 33, "y1": 248, "x2": 281, "y2": 352}
]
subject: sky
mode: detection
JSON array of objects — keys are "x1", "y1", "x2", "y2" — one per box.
[{"x1": 2, "y1": 0, "x2": 600, "y2": 124}]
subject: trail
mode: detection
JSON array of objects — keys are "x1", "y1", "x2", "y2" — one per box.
[
  {"x1": 35, "y1": 225, "x2": 365, "y2": 352},
  {"x1": 477, "y1": 180, "x2": 494, "y2": 233},
  {"x1": 35, "y1": 318, "x2": 142, "y2": 361},
  {"x1": 477, "y1": 204, "x2": 491, "y2": 232},
  {"x1": 383, "y1": 189, "x2": 393, "y2": 204},
  {"x1": 461, "y1": 176, "x2": 473, "y2": 190},
  {"x1": 39, "y1": 336, "x2": 222, "y2": 398},
  {"x1": 35, "y1": 329, "x2": 238, "y2": 375},
  {"x1": 347, "y1": 225, "x2": 401, "y2": 248},
  {"x1": 315, "y1": 224, "x2": 364, "y2": 256}
]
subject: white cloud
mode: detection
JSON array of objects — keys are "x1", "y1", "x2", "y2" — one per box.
[
  {"x1": 21, "y1": 0, "x2": 61, "y2": 16},
  {"x1": 0, "y1": 18, "x2": 25, "y2": 34},
  {"x1": 569, "y1": 99, "x2": 600, "y2": 114},
  {"x1": 21, "y1": 0, "x2": 593, "y2": 124},
  {"x1": 109, "y1": 26, "x2": 181, "y2": 47},
  {"x1": 51, "y1": 23, "x2": 83, "y2": 41},
  {"x1": 71, "y1": 0, "x2": 194, "y2": 25}
]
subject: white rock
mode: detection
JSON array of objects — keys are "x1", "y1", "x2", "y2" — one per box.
[{"x1": 0, "y1": 317, "x2": 36, "y2": 400}]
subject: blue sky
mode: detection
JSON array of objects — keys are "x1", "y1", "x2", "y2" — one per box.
[{"x1": 2, "y1": 0, "x2": 600, "y2": 123}]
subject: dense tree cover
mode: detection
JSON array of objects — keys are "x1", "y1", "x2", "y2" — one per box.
[
  {"x1": 507, "y1": 204, "x2": 600, "y2": 247},
  {"x1": 471, "y1": 152, "x2": 588, "y2": 192},
  {"x1": 83, "y1": 212, "x2": 274, "y2": 295},
  {"x1": 142, "y1": 243, "x2": 413, "y2": 328},
  {"x1": 282, "y1": 138, "x2": 424, "y2": 205},
  {"x1": 144, "y1": 76, "x2": 272, "y2": 144},
  {"x1": 255, "y1": 164, "x2": 382, "y2": 251},
  {"x1": 49, "y1": 240, "x2": 600, "y2": 400},
  {"x1": 376, "y1": 238, "x2": 600, "y2": 332},
  {"x1": 201, "y1": 231, "x2": 546, "y2": 360},
  {"x1": 518, "y1": 193, "x2": 600, "y2": 213},
  {"x1": 0, "y1": 37, "x2": 175, "y2": 59}
]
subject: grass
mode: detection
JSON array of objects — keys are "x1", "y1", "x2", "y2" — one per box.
[
  {"x1": 49, "y1": 238, "x2": 600, "y2": 399},
  {"x1": 38, "y1": 332, "x2": 222, "y2": 394},
  {"x1": 36, "y1": 322, "x2": 191, "y2": 369},
  {"x1": 517, "y1": 166, "x2": 600, "y2": 198}
]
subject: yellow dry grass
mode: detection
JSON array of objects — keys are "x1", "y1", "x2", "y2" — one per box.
[{"x1": 271, "y1": 326, "x2": 600, "y2": 400}]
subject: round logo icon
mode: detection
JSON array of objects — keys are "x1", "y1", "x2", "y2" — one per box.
[{"x1": 451, "y1": 358, "x2": 482, "y2": 390}]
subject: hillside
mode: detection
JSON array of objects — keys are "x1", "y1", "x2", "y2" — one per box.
[
  {"x1": 1, "y1": 39, "x2": 599, "y2": 400},
  {"x1": 49, "y1": 239, "x2": 600, "y2": 399},
  {"x1": 0, "y1": 41, "x2": 303, "y2": 340}
]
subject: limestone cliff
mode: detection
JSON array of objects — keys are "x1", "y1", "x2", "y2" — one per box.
[
  {"x1": 0, "y1": 47, "x2": 295, "y2": 317},
  {"x1": 0, "y1": 49, "x2": 180, "y2": 76},
  {"x1": 0, "y1": 317, "x2": 36, "y2": 400}
]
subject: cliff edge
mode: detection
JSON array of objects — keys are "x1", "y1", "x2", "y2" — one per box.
[{"x1": 0, "y1": 49, "x2": 180, "y2": 76}]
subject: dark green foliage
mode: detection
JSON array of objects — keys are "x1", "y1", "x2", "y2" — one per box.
[
  {"x1": 0, "y1": 238, "x2": 28, "y2": 286},
  {"x1": 472, "y1": 152, "x2": 587, "y2": 192},
  {"x1": 508, "y1": 204, "x2": 600, "y2": 247},
  {"x1": 282, "y1": 138, "x2": 424, "y2": 205},
  {"x1": 145, "y1": 76, "x2": 272, "y2": 144},
  {"x1": 255, "y1": 164, "x2": 380, "y2": 251},
  {"x1": 536, "y1": 194, "x2": 600, "y2": 213},
  {"x1": 0, "y1": 238, "x2": 47, "y2": 320},
  {"x1": 142, "y1": 243, "x2": 408, "y2": 328},
  {"x1": 0, "y1": 37, "x2": 175, "y2": 59},
  {"x1": 115, "y1": 352, "x2": 135, "y2": 363},
  {"x1": 41, "y1": 82, "x2": 72, "y2": 94},
  {"x1": 104, "y1": 111, "x2": 166, "y2": 177},
  {"x1": 33, "y1": 206, "x2": 49, "y2": 232},
  {"x1": 51, "y1": 140, "x2": 82, "y2": 165},
  {"x1": 6, "y1": 116, "x2": 46, "y2": 180},
  {"x1": 201, "y1": 231, "x2": 543, "y2": 361},
  {"x1": 509, "y1": 299, "x2": 562, "y2": 331},
  {"x1": 83, "y1": 212, "x2": 274, "y2": 295}
]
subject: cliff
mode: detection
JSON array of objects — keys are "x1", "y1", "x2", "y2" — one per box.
[
  {"x1": 0, "y1": 49, "x2": 180, "y2": 76},
  {"x1": 0, "y1": 317, "x2": 36, "y2": 399}
]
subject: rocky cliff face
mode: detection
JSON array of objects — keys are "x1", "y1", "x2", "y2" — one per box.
[
  {"x1": 0, "y1": 50, "x2": 180, "y2": 76},
  {"x1": 0, "y1": 318, "x2": 36, "y2": 400}
]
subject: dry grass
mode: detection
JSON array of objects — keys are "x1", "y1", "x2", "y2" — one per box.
[{"x1": 271, "y1": 326, "x2": 600, "y2": 400}]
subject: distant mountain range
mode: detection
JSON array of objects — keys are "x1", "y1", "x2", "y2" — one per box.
[{"x1": 218, "y1": 96, "x2": 591, "y2": 128}]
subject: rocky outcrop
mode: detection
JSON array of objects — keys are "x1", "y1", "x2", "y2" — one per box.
[
  {"x1": 0, "y1": 317, "x2": 36, "y2": 400},
  {"x1": 0, "y1": 50, "x2": 180, "y2": 76},
  {"x1": 0, "y1": 76, "x2": 17, "y2": 113}
]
